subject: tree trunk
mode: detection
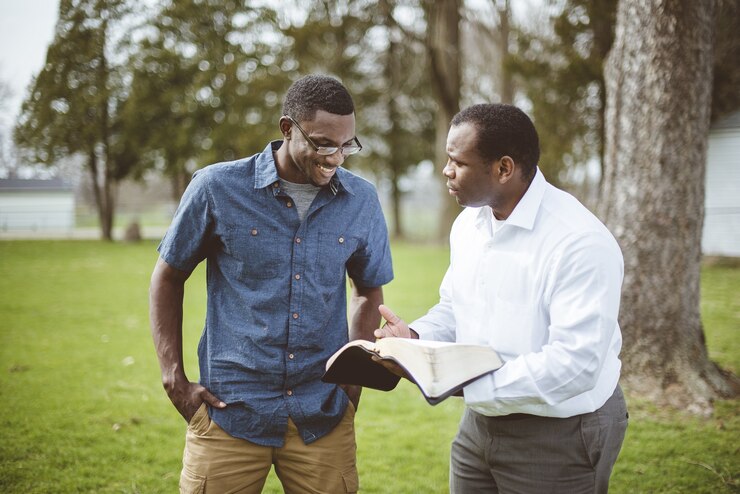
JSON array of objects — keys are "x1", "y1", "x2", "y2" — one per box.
[
  {"x1": 600, "y1": 0, "x2": 738, "y2": 414},
  {"x1": 88, "y1": 147, "x2": 113, "y2": 242},
  {"x1": 390, "y1": 166, "x2": 403, "y2": 239},
  {"x1": 591, "y1": 0, "x2": 614, "y2": 194},
  {"x1": 425, "y1": 0, "x2": 462, "y2": 242},
  {"x1": 495, "y1": 0, "x2": 514, "y2": 104},
  {"x1": 381, "y1": 0, "x2": 405, "y2": 239},
  {"x1": 101, "y1": 169, "x2": 115, "y2": 241},
  {"x1": 170, "y1": 168, "x2": 190, "y2": 202},
  {"x1": 98, "y1": 16, "x2": 114, "y2": 242}
]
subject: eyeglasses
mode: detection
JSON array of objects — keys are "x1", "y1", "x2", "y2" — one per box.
[{"x1": 285, "y1": 115, "x2": 363, "y2": 156}]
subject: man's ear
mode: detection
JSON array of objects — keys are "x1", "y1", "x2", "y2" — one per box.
[
  {"x1": 497, "y1": 156, "x2": 515, "y2": 183},
  {"x1": 279, "y1": 116, "x2": 292, "y2": 140}
]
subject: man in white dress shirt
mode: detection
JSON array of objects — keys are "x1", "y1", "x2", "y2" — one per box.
[{"x1": 375, "y1": 103, "x2": 628, "y2": 493}]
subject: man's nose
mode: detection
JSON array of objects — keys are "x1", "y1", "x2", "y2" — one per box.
[
  {"x1": 443, "y1": 161, "x2": 454, "y2": 178},
  {"x1": 325, "y1": 150, "x2": 345, "y2": 167}
]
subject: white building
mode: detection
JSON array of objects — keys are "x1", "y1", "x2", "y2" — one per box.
[
  {"x1": 0, "y1": 178, "x2": 75, "y2": 232},
  {"x1": 703, "y1": 111, "x2": 740, "y2": 257}
]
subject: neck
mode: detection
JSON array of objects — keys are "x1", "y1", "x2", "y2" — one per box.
[
  {"x1": 491, "y1": 177, "x2": 532, "y2": 220},
  {"x1": 274, "y1": 143, "x2": 307, "y2": 184}
]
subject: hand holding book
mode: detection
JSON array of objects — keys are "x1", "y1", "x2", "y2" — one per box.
[
  {"x1": 322, "y1": 305, "x2": 503, "y2": 405},
  {"x1": 372, "y1": 304, "x2": 418, "y2": 379}
]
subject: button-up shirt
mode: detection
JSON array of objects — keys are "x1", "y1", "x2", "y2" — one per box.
[
  {"x1": 158, "y1": 141, "x2": 393, "y2": 446},
  {"x1": 411, "y1": 169, "x2": 623, "y2": 418}
]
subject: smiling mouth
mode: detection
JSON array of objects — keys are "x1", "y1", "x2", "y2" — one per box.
[{"x1": 316, "y1": 163, "x2": 337, "y2": 173}]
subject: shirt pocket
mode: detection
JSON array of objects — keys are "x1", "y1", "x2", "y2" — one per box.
[
  {"x1": 315, "y1": 231, "x2": 358, "y2": 285},
  {"x1": 225, "y1": 225, "x2": 283, "y2": 280}
]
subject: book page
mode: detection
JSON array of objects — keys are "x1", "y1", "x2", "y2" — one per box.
[{"x1": 374, "y1": 338, "x2": 502, "y2": 398}]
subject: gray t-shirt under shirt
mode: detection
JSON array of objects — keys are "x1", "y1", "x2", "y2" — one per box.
[{"x1": 280, "y1": 179, "x2": 321, "y2": 222}]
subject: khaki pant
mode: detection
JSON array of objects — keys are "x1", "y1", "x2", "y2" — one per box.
[{"x1": 180, "y1": 403, "x2": 358, "y2": 494}]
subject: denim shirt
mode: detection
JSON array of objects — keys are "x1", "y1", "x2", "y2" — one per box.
[{"x1": 158, "y1": 141, "x2": 393, "y2": 446}]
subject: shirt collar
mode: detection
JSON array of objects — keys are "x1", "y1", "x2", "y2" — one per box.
[
  {"x1": 254, "y1": 141, "x2": 282, "y2": 190},
  {"x1": 504, "y1": 167, "x2": 547, "y2": 230},
  {"x1": 253, "y1": 140, "x2": 353, "y2": 196},
  {"x1": 473, "y1": 167, "x2": 547, "y2": 232},
  {"x1": 331, "y1": 168, "x2": 354, "y2": 196}
]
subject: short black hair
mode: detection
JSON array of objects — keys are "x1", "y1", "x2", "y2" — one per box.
[
  {"x1": 282, "y1": 74, "x2": 355, "y2": 122},
  {"x1": 451, "y1": 104, "x2": 540, "y2": 181}
]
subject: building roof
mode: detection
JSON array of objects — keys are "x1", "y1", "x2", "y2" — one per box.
[
  {"x1": 0, "y1": 178, "x2": 74, "y2": 192},
  {"x1": 711, "y1": 110, "x2": 740, "y2": 130}
]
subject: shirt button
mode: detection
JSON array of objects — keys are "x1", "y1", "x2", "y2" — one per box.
[
  {"x1": 251, "y1": 229, "x2": 258, "y2": 236},
  {"x1": 287, "y1": 201, "x2": 293, "y2": 208},
  {"x1": 338, "y1": 236, "x2": 344, "y2": 244},
  {"x1": 294, "y1": 274, "x2": 301, "y2": 280},
  {"x1": 292, "y1": 313, "x2": 299, "y2": 319},
  {"x1": 286, "y1": 390, "x2": 293, "y2": 396},
  {"x1": 288, "y1": 353, "x2": 294, "y2": 359},
  {"x1": 295, "y1": 237, "x2": 301, "y2": 244},
  {"x1": 273, "y1": 183, "x2": 279, "y2": 188}
]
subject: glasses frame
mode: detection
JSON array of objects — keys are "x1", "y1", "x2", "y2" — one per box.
[{"x1": 284, "y1": 115, "x2": 363, "y2": 156}]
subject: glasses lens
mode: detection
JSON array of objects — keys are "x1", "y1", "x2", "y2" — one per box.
[
  {"x1": 316, "y1": 147, "x2": 340, "y2": 156},
  {"x1": 316, "y1": 145, "x2": 361, "y2": 156}
]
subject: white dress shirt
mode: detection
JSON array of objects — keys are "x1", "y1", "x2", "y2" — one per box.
[{"x1": 411, "y1": 169, "x2": 623, "y2": 417}]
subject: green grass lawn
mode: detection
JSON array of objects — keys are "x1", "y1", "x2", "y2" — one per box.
[{"x1": 0, "y1": 240, "x2": 737, "y2": 493}]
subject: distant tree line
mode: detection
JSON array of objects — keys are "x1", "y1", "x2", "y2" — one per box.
[
  {"x1": 13, "y1": 0, "x2": 739, "y2": 241},
  {"x1": 14, "y1": 0, "x2": 440, "y2": 241}
]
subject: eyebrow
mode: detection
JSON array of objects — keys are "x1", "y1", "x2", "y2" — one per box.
[{"x1": 447, "y1": 152, "x2": 466, "y2": 165}]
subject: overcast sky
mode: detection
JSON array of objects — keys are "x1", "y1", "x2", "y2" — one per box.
[{"x1": 0, "y1": 0, "x2": 60, "y2": 126}]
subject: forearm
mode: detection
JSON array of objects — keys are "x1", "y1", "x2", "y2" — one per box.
[
  {"x1": 348, "y1": 284, "x2": 383, "y2": 341},
  {"x1": 469, "y1": 238, "x2": 624, "y2": 412},
  {"x1": 149, "y1": 258, "x2": 189, "y2": 389},
  {"x1": 149, "y1": 259, "x2": 225, "y2": 420}
]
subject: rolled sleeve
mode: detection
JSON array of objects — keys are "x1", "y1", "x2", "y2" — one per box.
[
  {"x1": 158, "y1": 170, "x2": 214, "y2": 274},
  {"x1": 346, "y1": 196, "x2": 393, "y2": 287}
]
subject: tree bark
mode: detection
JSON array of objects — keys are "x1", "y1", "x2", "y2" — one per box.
[
  {"x1": 170, "y1": 169, "x2": 189, "y2": 203},
  {"x1": 381, "y1": 0, "x2": 405, "y2": 239},
  {"x1": 495, "y1": 0, "x2": 514, "y2": 104},
  {"x1": 600, "y1": 0, "x2": 738, "y2": 413},
  {"x1": 88, "y1": 147, "x2": 113, "y2": 242},
  {"x1": 425, "y1": 0, "x2": 462, "y2": 241},
  {"x1": 592, "y1": 0, "x2": 615, "y2": 193},
  {"x1": 98, "y1": 21, "x2": 114, "y2": 242}
]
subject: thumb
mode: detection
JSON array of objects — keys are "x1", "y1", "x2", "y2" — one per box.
[
  {"x1": 378, "y1": 304, "x2": 401, "y2": 325},
  {"x1": 200, "y1": 388, "x2": 226, "y2": 409}
]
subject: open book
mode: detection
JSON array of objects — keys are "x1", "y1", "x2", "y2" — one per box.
[{"x1": 322, "y1": 338, "x2": 503, "y2": 405}]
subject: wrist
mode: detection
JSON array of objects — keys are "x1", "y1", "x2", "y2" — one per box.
[{"x1": 160, "y1": 366, "x2": 188, "y2": 392}]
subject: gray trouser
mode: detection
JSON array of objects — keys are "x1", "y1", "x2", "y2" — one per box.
[{"x1": 450, "y1": 385, "x2": 628, "y2": 494}]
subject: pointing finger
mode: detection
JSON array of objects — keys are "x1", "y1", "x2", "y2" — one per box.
[{"x1": 378, "y1": 304, "x2": 401, "y2": 324}]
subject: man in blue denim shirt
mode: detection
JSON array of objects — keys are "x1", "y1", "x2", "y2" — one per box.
[{"x1": 149, "y1": 75, "x2": 393, "y2": 493}]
